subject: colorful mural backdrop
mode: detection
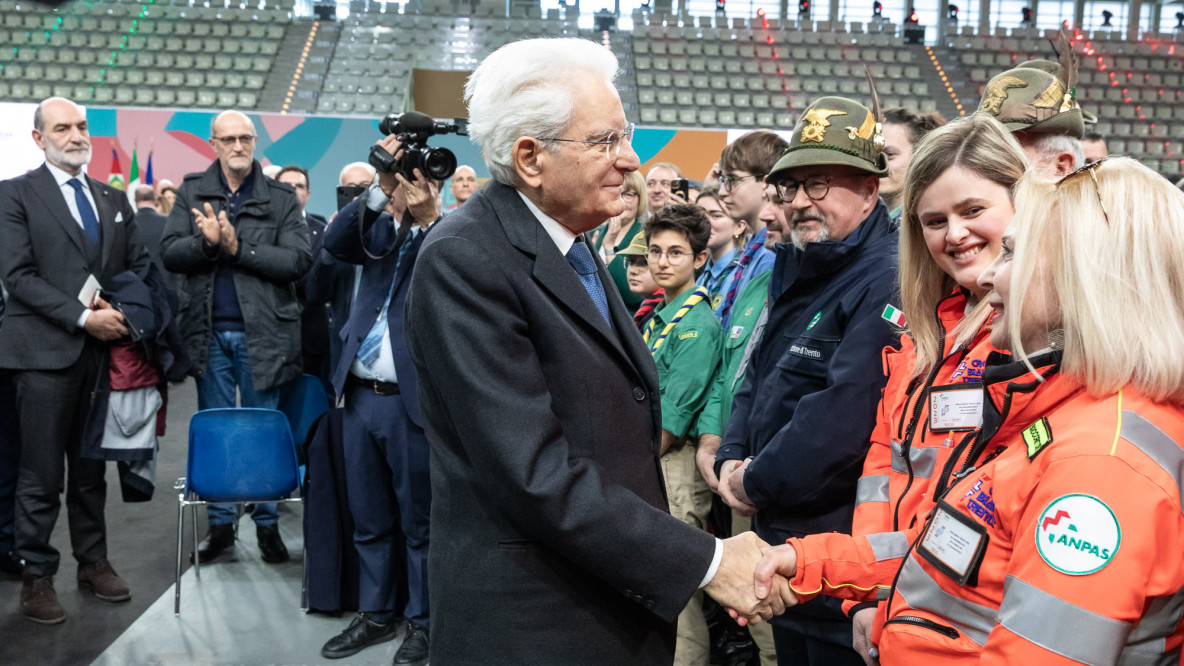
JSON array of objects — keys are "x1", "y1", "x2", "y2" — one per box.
[{"x1": 1, "y1": 104, "x2": 734, "y2": 215}]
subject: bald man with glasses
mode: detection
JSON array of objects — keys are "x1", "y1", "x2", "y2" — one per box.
[{"x1": 161, "y1": 110, "x2": 311, "y2": 565}]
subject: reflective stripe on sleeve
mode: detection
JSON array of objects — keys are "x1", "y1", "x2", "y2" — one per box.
[
  {"x1": 890, "y1": 440, "x2": 939, "y2": 479},
  {"x1": 996, "y1": 574, "x2": 1129, "y2": 665},
  {"x1": 865, "y1": 531, "x2": 910, "y2": 562},
  {"x1": 1121, "y1": 411, "x2": 1184, "y2": 511},
  {"x1": 1120, "y1": 586, "x2": 1184, "y2": 665},
  {"x1": 855, "y1": 474, "x2": 889, "y2": 506},
  {"x1": 894, "y1": 555, "x2": 996, "y2": 646}
]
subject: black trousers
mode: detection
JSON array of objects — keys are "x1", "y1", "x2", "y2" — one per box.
[
  {"x1": 14, "y1": 345, "x2": 107, "y2": 577},
  {"x1": 773, "y1": 623, "x2": 866, "y2": 666}
]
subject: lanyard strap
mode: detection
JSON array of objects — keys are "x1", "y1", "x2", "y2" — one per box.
[{"x1": 644, "y1": 286, "x2": 710, "y2": 354}]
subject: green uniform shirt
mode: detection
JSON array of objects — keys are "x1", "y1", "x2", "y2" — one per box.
[
  {"x1": 697, "y1": 269, "x2": 772, "y2": 437},
  {"x1": 648, "y1": 287, "x2": 723, "y2": 440},
  {"x1": 606, "y1": 219, "x2": 644, "y2": 310}
]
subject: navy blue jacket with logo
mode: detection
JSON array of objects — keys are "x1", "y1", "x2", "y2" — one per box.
[{"x1": 717, "y1": 202, "x2": 900, "y2": 636}]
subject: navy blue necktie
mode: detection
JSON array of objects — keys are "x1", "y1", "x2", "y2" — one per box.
[
  {"x1": 66, "y1": 179, "x2": 101, "y2": 246},
  {"x1": 566, "y1": 238, "x2": 612, "y2": 328}
]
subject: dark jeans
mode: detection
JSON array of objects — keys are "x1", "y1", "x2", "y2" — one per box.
[
  {"x1": 198, "y1": 330, "x2": 281, "y2": 527},
  {"x1": 0, "y1": 370, "x2": 21, "y2": 554},
  {"x1": 14, "y1": 348, "x2": 107, "y2": 576}
]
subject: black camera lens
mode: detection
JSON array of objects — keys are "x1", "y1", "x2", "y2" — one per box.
[{"x1": 423, "y1": 148, "x2": 458, "y2": 181}]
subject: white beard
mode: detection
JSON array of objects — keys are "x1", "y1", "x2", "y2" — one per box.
[{"x1": 47, "y1": 142, "x2": 92, "y2": 170}]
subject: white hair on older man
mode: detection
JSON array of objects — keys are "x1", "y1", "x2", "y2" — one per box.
[
  {"x1": 465, "y1": 38, "x2": 619, "y2": 185},
  {"x1": 1031, "y1": 133, "x2": 1084, "y2": 170}
]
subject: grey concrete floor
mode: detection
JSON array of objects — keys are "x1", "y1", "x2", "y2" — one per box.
[{"x1": 0, "y1": 380, "x2": 402, "y2": 666}]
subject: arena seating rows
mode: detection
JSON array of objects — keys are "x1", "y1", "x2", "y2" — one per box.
[
  {"x1": 1, "y1": 0, "x2": 1182, "y2": 175},
  {"x1": 0, "y1": 0, "x2": 290, "y2": 109}
]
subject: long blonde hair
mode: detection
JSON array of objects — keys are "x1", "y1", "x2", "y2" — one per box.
[
  {"x1": 898, "y1": 115, "x2": 1028, "y2": 377},
  {"x1": 1008, "y1": 157, "x2": 1184, "y2": 403},
  {"x1": 623, "y1": 170, "x2": 649, "y2": 223}
]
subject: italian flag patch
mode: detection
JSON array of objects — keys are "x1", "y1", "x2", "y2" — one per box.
[{"x1": 882, "y1": 304, "x2": 906, "y2": 326}]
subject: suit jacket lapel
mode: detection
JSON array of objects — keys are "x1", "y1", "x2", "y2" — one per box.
[
  {"x1": 29, "y1": 165, "x2": 88, "y2": 258},
  {"x1": 489, "y1": 184, "x2": 625, "y2": 355}
]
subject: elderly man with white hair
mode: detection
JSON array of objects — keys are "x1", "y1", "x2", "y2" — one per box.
[{"x1": 404, "y1": 38, "x2": 788, "y2": 665}]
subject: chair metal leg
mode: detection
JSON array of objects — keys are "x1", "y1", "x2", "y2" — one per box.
[
  {"x1": 175, "y1": 499, "x2": 184, "y2": 615},
  {"x1": 191, "y1": 505, "x2": 201, "y2": 580}
]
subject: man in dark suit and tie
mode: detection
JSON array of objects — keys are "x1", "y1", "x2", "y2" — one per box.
[
  {"x1": 316, "y1": 146, "x2": 438, "y2": 665},
  {"x1": 405, "y1": 39, "x2": 789, "y2": 665},
  {"x1": 0, "y1": 97, "x2": 151, "y2": 624}
]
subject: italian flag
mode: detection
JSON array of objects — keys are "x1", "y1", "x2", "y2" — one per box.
[
  {"x1": 882, "y1": 304, "x2": 906, "y2": 327},
  {"x1": 107, "y1": 147, "x2": 125, "y2": 191}
]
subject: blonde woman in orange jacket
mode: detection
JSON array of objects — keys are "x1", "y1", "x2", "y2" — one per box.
[
  {"x1": 752, "y1": 157, "x2": 1184, "y2": 665},
  {"x1": 844, "y1": 115, "x2": 1020, "y2": 657}
]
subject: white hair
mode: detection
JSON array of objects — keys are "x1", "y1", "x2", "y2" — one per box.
[
  {"x1": 262, "y1": 164, "x2": 282, "y2": 178},
  {"x1": 210, "y1": 109, "x2": 255, "y2": 138},
  {"x1": 339, "y1": 161, "x2": 377, "y2": 186},
  {"x1": 1031, "y1": 133, "x2": 1084, "y2": 170},
  {"x1": 464, "y1": 38, "x2": 619, "y2": 185}
]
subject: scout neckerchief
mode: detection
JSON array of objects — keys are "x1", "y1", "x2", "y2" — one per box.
[
  {"x1": 643, "y1": 285, "x2": 710, "y2": 355},
  {"x1": 719, "y1": 229, "x2": 767, "y2": 319}
]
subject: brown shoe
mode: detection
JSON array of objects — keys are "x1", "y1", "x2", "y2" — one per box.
[
  {"x1": 77, "y1": 558, "x2": 131, "y2": 602},
  {"x1": 21, "y1": 574, "x2": 66, "y2": 624}
]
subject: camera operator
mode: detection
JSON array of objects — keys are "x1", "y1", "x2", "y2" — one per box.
[{"x1": 317, "y1": 133, "x2": 438, "y2": 665}]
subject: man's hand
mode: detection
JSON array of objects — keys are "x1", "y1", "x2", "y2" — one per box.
[
  {"x1": 753, "y1": 542, "x2": 798, "y2": 601},
  {"x1": 852, "y1": 606, "x2": 880, "y2": 666},
  {"x1": 397, "y1": 168, "x2": 441, "y2": 226},
  {"x1": 84, "y1": 296, "x2": 129, "y2": 341},
  {"x1": 217, "y1": 209, "x2": 238, "y2": 257},
  {"x1": 697, "y1": 434, "x2": 722, "y2": 492},
  {"x1": 193, "y1": 202, "x2": 221, "y2": 247},
  {"x1": 704, "y1": 532, "x2": 787, "y2": 625},
  {"x1": 375, "y1": 135, "x2": 405, "y2": 198},
  {"x1": 704, "y1": 162, "x2": 721, "y2": 189},
  {"x1": 728, "y1": 458, "x2": 756, "y2": 505},
  {"x1": 718, "y1": 459, "x2": 758, "y2": 516}
]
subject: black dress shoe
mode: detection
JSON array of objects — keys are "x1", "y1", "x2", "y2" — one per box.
[
  {"x1": 256, "y1": 524, "x2": 290, "y2": 564},
  {"x1": 193, "y1": 524, "x2": 235, "y2": 563},
  {"x1": 321, "y1": 613, "x2": 399, "y2": 659},
  {"x1": 393, "y1": 622, "x2": 429, "y2": 666}
]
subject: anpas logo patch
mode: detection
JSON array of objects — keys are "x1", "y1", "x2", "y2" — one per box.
[{"x1": 1035, "y1": 494, "x2": 1120, "y2": 575}]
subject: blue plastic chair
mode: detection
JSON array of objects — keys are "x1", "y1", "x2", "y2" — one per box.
[
  {"x1": 278, "y1": 373, "x2": 331, "y2": 450},
  {"x1": 173, "y1": 408, "x2": 305, "y2": 614}
]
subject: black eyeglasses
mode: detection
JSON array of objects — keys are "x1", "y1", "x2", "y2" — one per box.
[
  {"x1": 1055, "y1": 158, "x2": 1111, "y2": 226},
  {"x1": 771, "y1": 174, "x2": 862, "y2": 202},
  {"x1": 212, "y1": 134, "x2": 256, "y2": 147},
  {"x1": 719, "y1": 172, "x2": 764, "y2": 192},
  {"x1": 548, "y1": 123, "x2": 635, "y2": 161}
]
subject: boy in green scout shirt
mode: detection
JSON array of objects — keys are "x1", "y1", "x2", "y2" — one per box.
[{"x1": 642, "y1": 204, "x2": 722, "y2": 666}]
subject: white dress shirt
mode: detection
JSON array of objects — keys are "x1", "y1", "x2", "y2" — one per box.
[{"x1": 46, "y1": 162, "x2": 101, "y2": 330}]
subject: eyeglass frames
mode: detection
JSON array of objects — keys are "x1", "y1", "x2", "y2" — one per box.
[{"x1": 548, "y1": 123, "x2": 635, "y2": 161}]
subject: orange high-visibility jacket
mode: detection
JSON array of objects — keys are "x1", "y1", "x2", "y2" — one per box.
[
  {"x1": 844, "y1": 291, "x2": 996, "y2": 617},
  {"x1": 790, "y1": 361, "x2": 1184, "y2": 665}
]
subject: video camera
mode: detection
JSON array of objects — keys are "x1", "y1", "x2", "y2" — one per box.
[{"x1": 369, "y1": 111, "x2": 469, "y2": 182}]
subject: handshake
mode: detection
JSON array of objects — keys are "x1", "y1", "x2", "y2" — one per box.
[{"x1": 703, "y1": 532, "x2": 801, "y2": 626}]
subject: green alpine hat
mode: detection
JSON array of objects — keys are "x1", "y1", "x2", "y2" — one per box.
[
  {"x1": 1015, "y1": 59, "x2": 1097, "y2": 124},
  {"x1": 617, "y1": 230, "x2": 648, "y2": 256},
  {"x1": 768, "y1": 96, "x2": 889, "y2": 180},
  {"x1": 978, "y1": 64, "x2": 1085, "y2": 138}
]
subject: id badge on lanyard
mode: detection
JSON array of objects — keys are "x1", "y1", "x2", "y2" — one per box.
[
  {"x1": 929, "y1": 383, "x2": 984, "y2": 433},
  {"x1": 917, "y1": 499, "x2": 989, "y2": 586}
]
